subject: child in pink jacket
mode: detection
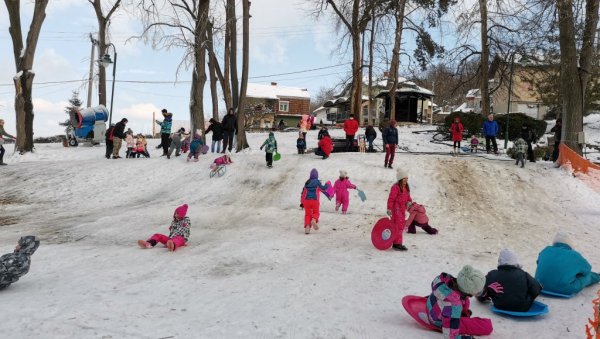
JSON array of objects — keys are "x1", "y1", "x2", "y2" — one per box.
[
  {"x1": 210, "y1": 154, "x2": 233, "y2": 170},
  {"x1": 333, "y1": 170, "x2": 356, "y2": 214},
  {"x1": 386, "y1": 169, "x2": 412, "y2": 251},
  {"x1": 406, "y1": 201, "x2": 438, "y2": 235},
  {"x1": 138, "y1": 204, "x2": 191, "y2": 252}
]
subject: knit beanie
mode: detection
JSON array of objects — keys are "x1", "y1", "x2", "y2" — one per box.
[
  {"x1": 553, "y1": 231, "x2": 573, "y2": 247},
  {"x1": 339, "y1": 170, "x2": 348, "y2": 178},
  {"x1": 456, "y1": 265, "x2": 485, "y2": 295},
  {"x1": 396, "y1": 169, "x2": 408, "y2": 181},
  {"x1": 498, "y1": 248, "x2": 520, "y2": 267},
  {"x1": 174, "y1": 204, "x2": 188, "y2": 218},
  {"x1": 310, "y1": 168, "x2": 318, "y2": 180}
]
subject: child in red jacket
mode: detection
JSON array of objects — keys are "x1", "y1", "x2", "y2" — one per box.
[{"x1": 406, "y1": 201, "x2": 438, "y2": 235}]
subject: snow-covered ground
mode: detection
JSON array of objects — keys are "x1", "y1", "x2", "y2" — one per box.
[{"x1": 1, "y1": 123, "x2": 599, "y2": 339}]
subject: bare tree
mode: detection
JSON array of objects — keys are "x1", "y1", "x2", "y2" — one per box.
[
  {"x1": 226, "y1": 0, "x2": 239, "y2": 110},
  {"x1": 206, "y1": 21, "x2": 220, "y2": 121},
  {"x1": 387, "y1": 0, "x2": 407, "y2": 118},
  {"x1": 478, "y1": 0, "x2": 490, "y2": 117},
  {"x1": 89, "y1": 0, "x2": 122, "y2": 107},
  {"x1": 236, "y1": 0, "x2": 250, "y2": 151},
  {"x1": 5, "y1": 0, "x2": 49, "y2": 153},
  {"x1": 133, "y1": 0, "x2": 210, "y2": 135}
]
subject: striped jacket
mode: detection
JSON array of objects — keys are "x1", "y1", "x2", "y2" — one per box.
[{"x1": 426, "y1": 273, "x2": 473, "y2": 339}]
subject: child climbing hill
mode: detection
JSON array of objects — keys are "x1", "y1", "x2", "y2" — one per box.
[
  {"x1": 260, "y1": 132, "x2": 278, "y2": 168},
  {"x1": 333, "y1": 170, "x2": 356, "y2": 214},
  {"x1": 138, "y1": 204, "x2": 191, "y2": 252},
  {"x1": 405, "y1": 202, "x2": 438, "y2": 235},
  {"x1": 300, "y1": 168, "x2": 331, "y2": 234}
]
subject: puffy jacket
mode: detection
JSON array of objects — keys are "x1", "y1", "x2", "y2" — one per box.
[
  {"x1": 343, "y1": 118, "x2": 359, "y2": 136},
  {"x1": 0, "y1": 236, "x2": 39, "y2": 289},
  {"x1": 105, "y1": 126, "x2": 115, "y2": 141},
  {"x1": 406, "y1": 203, "x2": 428, "y2": 225},
  {"x1": 514, "y1": 138, "x2": 528, "y2": 154},
  {"x1": 169, "y1": 217, "x2": 191, "y2": 242},
  {"x1": 0, "y1": 125, "x2": 16, "y2": 142},
  {"x1": 206, "y1": 122, "x2": 223, "y2": 141},
  {"x1": 156, "y1": 116, "x2": 172, "y2": 134},
  {"x1": 222, "y1": 113, "x2": 237, "y2": 132},
  {"x1": 112, "y1": 121, "x2": 127, "y2": 139},
  {"x1": 333, "y1": 178, "x2": 356, "y2": 198},
  {"x1": 261, "y1": 135, "x2": 278, "y2": 153},
  {"x1": 318, "y1": 128, "x2": 328, "y2": 140},
  {"x1": 478, "y1": 265, "x2": 541, "y2": 312},
  {"x1": 450, "y1": 122, "x2": 464, "y2": 142},
  {"x1": 535, "y1": 243, "x2": 600, "y2": 295},
  {"x1": 125, "y1": 134, "x2": 135, "y2": 147},
  {"x1": 318, "y1": 136, "x2": 333, "y2": 156},
  {"x1": 426, "y1": 273, "x2": 475, "y2": 339},
  {"x1": 387, "y1": 183, "x2": 412, "y2": 215},
  {"x1": 301, "y1": 178, "x2": 329, "y2": 201},
  {"x1": 365, "y1": 126, "x2": 377, "y2": 141},
  {"x1": 297, "y1": 138, "x2": 306, "y2": 149},
  {"x1": 483, "y1": 120, "x2": 499, "y2": 137},
  {"x1": 382, "y1": 127, "x2": 398, "y2": 145},
  {"x1": 550, "y1": 122, "x2": 562, "y2": 142}
]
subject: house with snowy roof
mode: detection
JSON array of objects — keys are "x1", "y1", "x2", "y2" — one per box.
[{"x1": 244, "y1": 82, "x2": 310, "y2": 129}]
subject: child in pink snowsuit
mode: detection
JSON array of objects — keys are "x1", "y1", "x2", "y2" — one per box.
[
  {"x1": 386, "y1": 169, "x2": 412, "y2": 251},
  {"x1": 333, "y1": 170, "x2": 356, "y2": 214},
  {"x1": 406, "y1": 201, "x2": 438, "y2": 235},
  {"x1": 138, "y1": 204, "x2": 191, "y2": 252},
  {"x1": 210, "y1": 154, "x2": 233, "y2": 170}
]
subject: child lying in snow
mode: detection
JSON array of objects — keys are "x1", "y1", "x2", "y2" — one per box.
[
  {"x1": 210, "y1": 154, "x2": 233, "y2": 170},
  {"x1": 405, "y1": 202, "x2": 437, "y2": 235},
  {"x1": 138, "y1": 204, "x2": 191, "y2": 252},
  {"x1": 0, "y1": 236, "x2": 40, "y2": 290}
]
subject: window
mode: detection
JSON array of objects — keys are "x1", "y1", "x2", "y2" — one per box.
[{"x1": 279, "y1": 101, "x2": 289, "y2": 112}]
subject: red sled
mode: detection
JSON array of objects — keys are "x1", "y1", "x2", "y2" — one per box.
[
  {"x1": 323, "y1": 180, "x2": 335, "y2": 200},
  {"x1": 371, "y1": 217, "x2": 395, "y2": 250},
  {"x1": 402, "y1": 295, "x2": 442, "y2": 332}
]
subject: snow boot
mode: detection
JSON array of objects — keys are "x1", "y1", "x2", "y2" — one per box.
[
  {"x1": 167, "y1": 239, "x2": 176, "y2": 252},
  {"x1": 422, "y1": 225, "x2": 438, "y2": 235},
  {"x1": 138, "y1": 240, "x2": 152, "y2": 249},
  {"x1": 407, "y1": 224, "x2": 417, "y2": 234},
  {"x1": 311, "y1": 219, "x2": 319, "y2": 231},
  {"x1": 305, "y1": 226, "x2": 310, "y2": 234},
  {"x1": 392, "y1": 244, "x2": 408, "y2": 251}
]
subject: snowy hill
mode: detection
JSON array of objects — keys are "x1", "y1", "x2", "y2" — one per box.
[{"x1": 0, "y1": 126, "x2": 599, "y2": 338}]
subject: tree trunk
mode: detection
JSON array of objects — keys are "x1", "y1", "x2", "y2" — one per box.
[
  {"x1": 556, "y1": 0, "x2": 599, "y2": 154},
  {"x1": 5, "y1": 0, "x2": 49, "y2": 153},
  {"x1": 236, "y1": 0, "x2": 250, "y2": 151},
  {"x1": 227, "y1": 0, "x2": 239, "y2": 110},
  {"x1": 367, "y1": 4, "x2": 375, "y2": 125},
  {"x1": 388, "y1": 0, "x2": 407, "y2": 123},
  {"x1": 190, "y1": 0, "x2": 210, "y2": 136},
  {"x1": 349, "y1": 0, "x2": 362, "y2": 123},
  {"x1": 479, "y1": 0, "x2": 490, "y2": 117},
  {"x1": 207, "y1": 20, "x2": 232, "y2": 113},
  {"x1": 206, "y1": 22, "x2": 219, "y2": 121},
  {"x1": 90, "y1": 0, "x2": 121, "y2": 107}
]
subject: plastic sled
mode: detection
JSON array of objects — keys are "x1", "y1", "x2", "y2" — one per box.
[
  {"x1": 273, "y1": 152, "x2": 281, "y2": 161},
  {"x1": 401, "y1": 296, "x2": 441, "y2": 332},
  {"x1": 201, "y1": 145, "x2": 210, "y2": 154},
  {"x1": 210, "y1": 165, "x2": 226, "y2": 178},
  {"x1": 540, "y1": 290, "x2": 574, "y2": 298},
  {"x1": 356, "y1": 188, "x2": 367, "y2": 202},
  {"x1": 323, "y1": 180, "x2": 335, "y2": 200},
  {"x1": 491, "y1": 300, "x2": 549, "y2": 317},
  {"x1": 371, "y1": 217, "x2": 395, "y2": 250}
]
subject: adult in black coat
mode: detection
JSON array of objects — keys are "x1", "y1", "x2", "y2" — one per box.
[
  {"x1": 365, "y1": 125, "x2": 377, "y2": 152},
  {"x1": 221, "y1": 108, "x2": 237, "y2": 153},
  {"x1": 111, "y1": 118, "x2": 128, "y2": 159},
  {"x1": 550, "y1": 118, "x2": 562, "y2": 162},
  {"x1": 477, "y1": 248, "x2": 542, "y2": 312},
  {"x1": 521, "y1": 125, "x2": 537, "y2": 162},
  {"x1": 206, "y1": 118, "x2": 224, "y2": 153},
  {"x1": 318, "y1": 126, "x2": 329, "y2": 140}
]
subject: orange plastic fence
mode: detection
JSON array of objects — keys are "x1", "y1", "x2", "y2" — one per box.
[
  {"x1": 558, "y1": 144, "x2": 600, "y2": 174},
  {"x1": 585, "y1": 288, "x2": 600, "y2": 339}
]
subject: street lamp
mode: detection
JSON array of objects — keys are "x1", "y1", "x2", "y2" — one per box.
[{"x1": 99, "y1": 43, "x2": 117, "y2": 127}]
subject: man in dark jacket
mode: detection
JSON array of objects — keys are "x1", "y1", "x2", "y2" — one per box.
[
  {"x1": 550, "y1": 117, "x2": 562, "y2": 162},
  {"x1": 111, "y1": 118, "x2": 128, "y2": 159},
  {"x1": 477, "y1": 248, "x2": 542, "y2": 312},
  {"x1": 382, "y1": 120, "x2": 398, "y2": 168},
  {"x1": 0, "y1": 236, "x2": 40, "y2": 290},
  {"x1": 520, "y1": 125, "x2": 537, "y2": 162},
  {"x1": 104, "y1": 124, "x2": 115, "y2": 159},
  {"x1": 205, "y1": 118, "x2": 224, "y2": 153},
  {"x1": 221, "y1": 108, "x2": 237, "y2": 153},
  {"x1": 365, "y1": 125, "x2": 377, "y2": 152}
]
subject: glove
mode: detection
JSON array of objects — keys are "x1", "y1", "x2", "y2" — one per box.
[
  {"x1": 488, "y1": 282, "x2": 504, "y2": 294},
  {"x1": 386, "y1": 209, "x2": 392, "y2": 217},
  {"x1": 260, "y1": 146, "x2": 263, "y2": 150},
  {"x1": 300, "y1": 203, "x2": 303, "y2": 208}
]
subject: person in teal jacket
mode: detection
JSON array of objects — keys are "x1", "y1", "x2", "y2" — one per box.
[{"x1": 535, "y1": 231, "x2": 600, "y2": 295}]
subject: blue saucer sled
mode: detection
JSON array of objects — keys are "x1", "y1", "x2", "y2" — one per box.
[
  {"x1": 540, "y1": 289, "x2": 574, "y2": 298},
  {"x1": 491, "y1": 300, "x2": 549, "y2": 317}
]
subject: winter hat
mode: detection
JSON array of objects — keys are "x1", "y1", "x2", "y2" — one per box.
[
  {"x1": 553, "y1": 231, "x2": 573, "y2": 247},
  {"x1": 339, "y1": 170, "x2": 348, "y2": 178},
  {"x1": 456, "y1": 265, "x2": 485, "y2": 296},
  {"x1": 498, "y1": 248, "x2": 520, "y2": 267},
  {"x1": 396, "y1": 169, "x2": 408, "y2": 181},
  {"x1": 310, "y1": 168, "x2": 318, "y2": 179},
  {"x1": 174, "y1": 204, "x2": 188, "y2": 218}
]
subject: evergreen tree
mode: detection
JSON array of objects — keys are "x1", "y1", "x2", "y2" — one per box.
[{"x1": 60, "y1": 91, "x2": 82, "y2": 126}]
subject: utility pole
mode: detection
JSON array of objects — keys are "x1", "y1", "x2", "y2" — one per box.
[{"x1": 87, "y1": 33, "x2": 99, "y2": 108}]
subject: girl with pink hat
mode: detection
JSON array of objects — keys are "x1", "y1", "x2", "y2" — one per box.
[{"x1": 138, "y1": 204, "x2": 191, "y2": 252}]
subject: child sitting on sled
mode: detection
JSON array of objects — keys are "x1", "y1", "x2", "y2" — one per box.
[
  {"x1": 300, "y1": 168, "x2": 331, "y2": 234},
  {"x1": 333, "y1": 170, "x2": 356, "y2": 214},
  {"x1": 405, "y1": 201, "x2": 438, "y2": 235},
  {"x1": 426, "y1": 265, "x2": 493, "y2": 338},
  {"x1": 138, "y1": 204, "x2": 190, "y2": 252},
  {"x1": 210, "y1": 154, "x2": 233, "y2": 170},
  {"x1": 0, "y1": 236, "x2": 40, "y2": 289}
]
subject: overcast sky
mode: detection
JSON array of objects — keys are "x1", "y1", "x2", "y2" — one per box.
[{"x1": 0, "y1": 1, "x2": 459, "y2": 137}]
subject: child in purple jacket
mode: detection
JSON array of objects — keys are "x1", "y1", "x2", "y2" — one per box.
[{"x1": 333, "y1": 170, "x2": 356, "y2": 214}]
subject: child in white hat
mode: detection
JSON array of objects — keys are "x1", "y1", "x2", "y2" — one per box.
[{"x1": 333, "y1": 170, "x2": 357, "y2": 214}]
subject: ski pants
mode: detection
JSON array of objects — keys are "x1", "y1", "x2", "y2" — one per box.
[
  {"x1": 222, "y1": 131, "x2": 234, "y2": 152},
  {"x1": 391, "y1": 208, "x2": 406, "y2": 245},
  {"x1": 0, "y1": 145, "x2": 4, "y2": 163},
  {"x1": 458, "y1": 317, "x2": 493, "y2": 337},
  {"x1": 336, "y1": 193, "x2": 350, "y2": 213},
  {"x1": 303, "y1": 199, "x2": 320, "y2": 227},
  {"x1": 385, "y1": 144, "x2": 396, "y2": 166},
  {"x1": 266, "y1": 152, "x2": 273, "y2": 166},
  {"x1": 148, "y1": 233, "x2": 186, "y2": 249},
  {"x1": 161, "y1": 133, "x2": 171, "y2": 155},
  {"x1": 168, "y1": 139, "x2": 182, "y2": 157}
]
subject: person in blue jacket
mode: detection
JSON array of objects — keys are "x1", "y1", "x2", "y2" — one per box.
[
  {"x1": 483, "y1": 114, "x2": 499, "y2": 154},
  {"x1": 535, "y1": 231, "x2": 600, "y2": 295}
]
